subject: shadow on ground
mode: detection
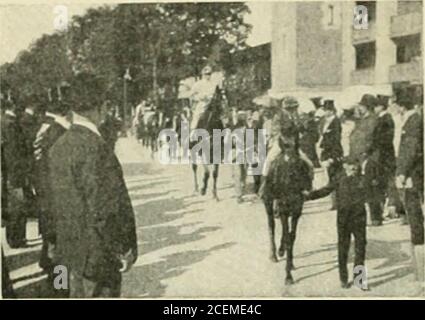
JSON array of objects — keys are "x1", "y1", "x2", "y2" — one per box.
[{"x1": 122, "y1": 242, "x2": 236, "y2": 297}]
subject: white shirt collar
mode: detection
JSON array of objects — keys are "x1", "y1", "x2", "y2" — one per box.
[
  {"x1": 323, "y1": 115, "x2": 335, "y2": 131},
  {"x1": 379, "y1": 110, "x2": 389, "y2": 118},
  {"x1": 5, "y1": 110, "x2": 16, "y2": 117},
  {"x1": 72, "y1": 112, "x2": 101, "y2": 137},
  {"x1": 55, "y1": 115, "x2": 71, "y2": 130},
  {"x1": 25, "y1": 108, "x2": 34, "y2": 116},
  {"x1": 401, "y1": 109, "x2": 417, "y2": 128}
]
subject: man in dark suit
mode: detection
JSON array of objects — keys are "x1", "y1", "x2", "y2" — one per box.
[
  {"x1": 349, "y1": 94, "x2": 378, "y2": 160},
  {"x1": 1, "y1": 99, "x2": 28, "y2": 248},
  {"x1": 360, "y1": 152, "x2": 384, "y2": 226},
  {"x1": 396, "y1": 92, "x2": 424, "y2": 283},
  {"x1": 48, "y1": 73, "x2": 138, "y2": 297},
  {"x1": 33, "y1": 86, "x2": 71, "y2": 294},
  {"x1": 370, "y1": 95, "x2": 402, "y2": 220},
  {"x1": 19, "y1": 94, "x2": 44, "y2": 219},
  {"x1": 306, "y1": 156, "x2": 368, "y2": 289},
  {"x1": 99, "y1": 101, "x2": 122, "y2": 151},
  {"x1": 318, "y1": 100, "x2": 343, "y2": 209}
]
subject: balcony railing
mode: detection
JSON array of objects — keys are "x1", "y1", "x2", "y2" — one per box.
[
  {"x1": 351, "y1": 68, "x2": 375, "y2": 85},
  {"x1": 391, "y1": 12, "x2": 422, "y2": 38},
  {"x1": 389, "y1": 57, "x2": 423, "y2": 83},
  {"x1": 352, "y1": 21, "x2": 376, "y2": 44}
]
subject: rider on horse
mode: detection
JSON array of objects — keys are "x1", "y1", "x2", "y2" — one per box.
[{"x1": 189, "y1": 65, "x2": 218, "y2": 130}]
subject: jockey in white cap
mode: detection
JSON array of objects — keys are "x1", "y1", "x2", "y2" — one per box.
[{"x1": 189, "y1": 65, "x2": 218, "y2": 129}]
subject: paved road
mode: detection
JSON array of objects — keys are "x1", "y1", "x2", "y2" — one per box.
[{"x1": 3, "y1": 137, "x2": 424, "y2": 298}]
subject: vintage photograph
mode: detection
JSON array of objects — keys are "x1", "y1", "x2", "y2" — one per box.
[{"x1": 0, "y1": 0, "x2": 424, "y2": 299}]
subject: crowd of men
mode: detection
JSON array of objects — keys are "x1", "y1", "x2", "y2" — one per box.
[
  {"x1": 234, "y1": 88, "x2": 424, "y2": 285},
  {"x1": 1, "y1": 65, "x2": 424, "y2": 297},
  {"x1": 1, "y1": 72, "x2": 137, "y2": 298}
]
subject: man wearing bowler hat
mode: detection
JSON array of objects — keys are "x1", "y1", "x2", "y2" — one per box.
[{"x1": 349, "y1": 94, "x2": 379, "y2": 161}]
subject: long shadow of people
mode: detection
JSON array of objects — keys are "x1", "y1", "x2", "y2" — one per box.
[
  {"x1": 122, "y1": 242, "x2": 236, "y2": 297},
  {"x1": 133, "y1": 196, "x2": 201, "y2": 228},
  {"x1": 364, "y1": 239, "x2": 412, "y2": 289},
  {"x1": 292, "y1": 239, "x2": 412, "y2": 290},
  {"x1": 140, "y1": 223, "x2": 221, "y2": 256}
]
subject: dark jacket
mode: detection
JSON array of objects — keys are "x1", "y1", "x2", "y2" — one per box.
[
  {"x1": 397, "y1": 112, "x2": 424, "y2": 191},
  {"x1": 308, "y1": 172, "x2": 367, "y2": 220},
  {"x1": 319, "y1": 117, "x2": 343, "y2": 163},
  {"x1": 99, "y1": 114, "x2": 121, "y2": 151},
  {"x1": 300, "y1": 117, "x2": 320, "y2": 167},
  {"x1": 48, "y1": 124, "x2": 138, "y2": 281},
  {"x1": 33, "y1": 121, "x2": 68, "y2": 237},
  {"x1": 349, "y1": 113, "x2": 378, "y2": 160},
  {"x1": 361, "y1": 158, "x2": 383, "y2": 202},
  {"x1": 1, "y1": 113, "x2": 28, "y2": 188},
  {"x1": 370, "y1": 112, "x2": 396, "y2": 175}
]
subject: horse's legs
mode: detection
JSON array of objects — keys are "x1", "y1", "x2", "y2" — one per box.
[
  {"x1": 285, "y1": 213, "x2": 301, "y2": 285},
  {"x1": 212, "y1": 164, "x2": 219, "y2": 201},
  {"x1": 201, "y1": 165, "x2": 210, "y2": 196},
  {"x1": 192, "y1": 164, "x2": 199, "y2": 194},
  {"x1": 278, "y1": 208, "x2": 288, "y2": 258},
  {"x1": 150, "y1": 134, "x2": 157, "y2": 159},
  {"x1": 264, "y1": 199, "x2": 278, "y2": 262}
]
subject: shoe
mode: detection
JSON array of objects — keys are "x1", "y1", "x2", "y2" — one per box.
[{"x1": 340, "y1": 282, "x2": 350, "y2": 289}]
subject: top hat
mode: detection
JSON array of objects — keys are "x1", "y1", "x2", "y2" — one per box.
[
  {"x1": 310, "y1": 97, "x2": 323, "y2": 109},
  {"x1": 376, "y1": 94, "x2": 390, "y2": 109},
  {"x1": 396, "y1": 91, "x2": 414, "y2": 110},
  {"x1": 359, "y1": 94, "x2": 378, "y2": 109},
  {"x1": 322, "y1": 99, "x2": 336, "y2": 112}
]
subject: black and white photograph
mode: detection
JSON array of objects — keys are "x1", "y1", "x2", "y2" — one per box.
[{"x1": 0, "y1": 0, "x2": 424, "y2": 299}]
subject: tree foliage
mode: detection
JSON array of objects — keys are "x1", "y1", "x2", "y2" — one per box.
[{"x1": 1, "y1": 3, "x2": 251, "y2": 107}]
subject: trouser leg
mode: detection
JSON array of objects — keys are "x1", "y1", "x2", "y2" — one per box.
[
  {"x1": 6, "y1": 188, "x2": 26, "y2": 248},
  {"x1": 405, "y1": 189, "x2": 424, "y2": 246},
  {"x1": 352, "y1": 215, "x2": 367, "y2": 286},
  {"x1": 368, "y1": 200, "x2": 383, "y2": 224},
  {"x1": 337, "y1": 221, "x2": 351, "y2": 284}
]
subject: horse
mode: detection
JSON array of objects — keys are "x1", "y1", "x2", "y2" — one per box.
[
  {"x1": 260, "y1": 115, "x2": 313, "y2": 285},
  {"x1": 189, "y1": 86, "x2": 228, "y2": 201}
]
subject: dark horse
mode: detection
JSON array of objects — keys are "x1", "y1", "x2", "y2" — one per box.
[
  {"x1": 190, "y1": 86, "x2": 228, "y2": 201},
  {"x1": 261, "y1": 118, "x2": 313, "y2": 285}
]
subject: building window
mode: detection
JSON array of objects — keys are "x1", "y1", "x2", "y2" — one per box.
[
  {"x1": 395, "y1": 34, "x2": 421, "y2": 63},
  {"x1": 397, "y1": 0, "x2": 423, "y2": 15},
  {"x1": 356, "y1": 1, "x2": 376, "y2": 22},
  {"x1": 354, "y1": 42, "x2": 376, "y2": 69}
]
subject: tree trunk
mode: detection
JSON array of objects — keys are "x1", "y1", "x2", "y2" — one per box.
[{"x1": 152, "y1": 56, "x2": 159, "y2": 106}]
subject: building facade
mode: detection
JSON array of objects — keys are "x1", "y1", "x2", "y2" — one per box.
[{"x1": 270, "y1": 0, "x2": 423, "y2": 103}]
